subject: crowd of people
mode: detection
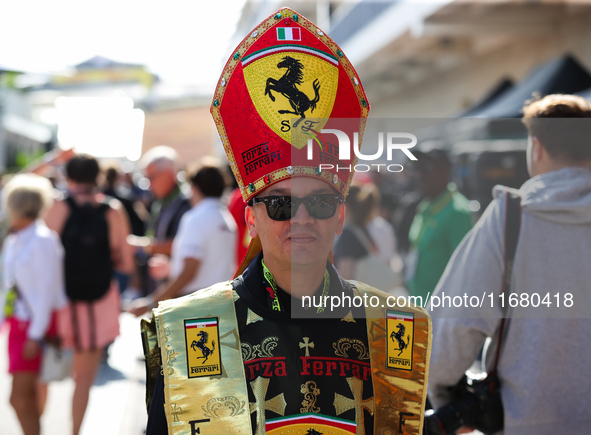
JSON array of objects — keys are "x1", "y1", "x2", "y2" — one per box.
[
  {"x1": 0, "y1": 149, "x2": 240, "y2": 434},
  {"x1": 1, "y1": 8, "x2": 590, "y2": 434},
  {"x1": 2, "y1": 92, "x2": 590, "y2": 434},
  {"x1": 2, "y1": 96, "x2": 591, "y2": 435}
]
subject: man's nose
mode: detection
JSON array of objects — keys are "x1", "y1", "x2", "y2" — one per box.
[{"x1": 291, "y1": 200, "x2": 314, "y2": 224}]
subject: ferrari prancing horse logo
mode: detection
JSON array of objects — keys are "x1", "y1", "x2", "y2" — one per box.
[
  {"x1": 264, "y1": 56, "x2": 320, "y2": 128},
  {"x1": 185, "y1": 317, "x2": 222, "y2": 378},
  {"x1": 386, "y1": 311, "x2": 414, "y2": 371},
  {"x1": 391, "y1": 323, "x2": 410, "y2": 357},
  {"x1": 190, "y1": 331, "x2": 216, "y2": 363},
  {"x1": 242, "y1": 48, "x2": 339, "y2": 147}
]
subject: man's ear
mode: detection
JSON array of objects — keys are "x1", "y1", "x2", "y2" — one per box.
[
  {"x1": 532, "y1": 136, "x2": 543, "y2": 162},
  {"x1": 335, "y1": 202, "x2": 345, "y2": 236},
  {"x1": 245, "y1": 205, "x2": 258, "y2": 238}
]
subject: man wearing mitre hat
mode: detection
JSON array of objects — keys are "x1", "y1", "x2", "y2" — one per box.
[{"x1": 142, "y1": 8, "x2": 431, "y2": 435}]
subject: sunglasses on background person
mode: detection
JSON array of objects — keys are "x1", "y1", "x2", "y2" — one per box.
[{"x1": 249, "y1": 194, "x2": 343, "y2": 221}]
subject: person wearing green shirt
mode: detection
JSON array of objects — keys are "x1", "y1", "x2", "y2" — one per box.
[{"x1": 406, "y1": 147, "x2": 473, "y2": 302}]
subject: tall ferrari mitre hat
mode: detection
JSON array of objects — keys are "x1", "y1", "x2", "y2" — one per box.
[{"x1": 211, "y1": 7, "x2": 370, "y2": 202}]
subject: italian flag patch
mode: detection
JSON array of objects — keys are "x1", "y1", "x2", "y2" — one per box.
[
  {"x1": 277, "y1": 27, "x2": 301, "y2": 41},
  {"x1": 185, "y1": 318, "x2": 217, "y2": 329},
  {"x1": 387, "y1": 310, "x2": 414, "y2": 322}
]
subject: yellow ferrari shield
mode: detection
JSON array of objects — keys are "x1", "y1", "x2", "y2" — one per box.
[
  {"x1": 386, "y1": 310, "x2": 415, "y2": 371},
  {"x1": 185, "y1": 317, "x2": 222, "y2": 378},
  {"x1": 242, "y1": 45, "x2": 339, "y2": 148}
]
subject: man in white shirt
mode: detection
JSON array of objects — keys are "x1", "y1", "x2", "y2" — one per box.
[{"x1": 129, "y1": 165, "x2": 236, "y2": 316}]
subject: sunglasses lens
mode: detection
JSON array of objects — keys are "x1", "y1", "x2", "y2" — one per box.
[
  {"x1": 266, "y1": 197, "x2": 291, "y2": 221},
  {"x1": 306, "y1": 195, "x2": 339, "y2": 219},
  {"x1": 258, "y1": 195, "x2": 340, "y2": 221}
]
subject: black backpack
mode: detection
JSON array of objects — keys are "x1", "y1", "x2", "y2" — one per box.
[{"x1": 61, "y1": 196, "x2": 113, "y2": 301}]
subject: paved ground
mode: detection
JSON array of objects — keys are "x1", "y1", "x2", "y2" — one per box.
[
  {"x1": 1, "y1": 312, "x2": 483, "y2": 435},
  {"x1": 0, "y1": 313, "x2": 147, "y2": 435}
]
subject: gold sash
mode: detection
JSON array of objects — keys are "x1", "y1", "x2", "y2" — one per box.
[
  {"x1": 148, "y1": 283, "x2": 251, "y2": 435},
  {"x1": 353, "y1": 282, "x2": 432, "y2": 435},
  {"x1": 143, "y1": 281, "x2": 431, "y2": 435}
]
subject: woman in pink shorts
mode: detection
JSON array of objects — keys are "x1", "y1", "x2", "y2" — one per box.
[
  {"x1": 2, "y1": 174, "x2": 67, "y2": 435},
  {"x1": 45, "y1": 155, "x2": 134, "y2": 435}
]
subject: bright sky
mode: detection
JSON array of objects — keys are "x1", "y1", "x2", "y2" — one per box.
[{"x1": 1, "y1": 0, "x2": 246, "y2": 88}]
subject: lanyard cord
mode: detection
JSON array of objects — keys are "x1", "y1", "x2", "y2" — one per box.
[
  {"x1": 261, "y1": 260, "x2": 330, "y2": 314},
  {"x1": 262, "y1": 260, "x2": 282, "y2": 311}
]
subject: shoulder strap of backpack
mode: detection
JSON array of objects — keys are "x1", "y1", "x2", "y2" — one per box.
[
  {"x1": 492, "y1": 189, "x2": 522, "y2": 371},
  {"x1": 65, "y1": 195, "x2": 111, "y2": 214},
  {"x1": 98, "y1": 201, "x2": 111, "y2": 215},
  {"x1": 502, "y1": 190, "x2": 521, "y2": 307}
]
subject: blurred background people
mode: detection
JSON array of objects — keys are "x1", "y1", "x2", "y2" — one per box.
[
  {"x1": 102, "y1": 166, "x2": 148, "y2": 295},
  {"x1": 136, "y1": 146, "x2": 191, "y2": 297},
  {"x1": 44, "y1": 154, "x2": 134, "y2": 435},
  {"x1": 2, "y1": 174, "x2": 66, "y2": 435},
  {"x1": 428, "y1": 94, "x2": 591, "y2": 434},
  {"x1": 406, "y1": 145, "x2": 473, "y2": 302},
  {"x1": 129, "y1": 164, "x2": 236, "y2": 316},
  {"x1": 334, "y1": 182, "x2": 401, "y2": 291},
  {"x1": 102, "y1": 166, "x2": 147, "y2": 238},
  {"x1": 367, "y1": 193, "x2": 403, "y2": 273},
  {"x1": 334, "y1": 182, "x2": 380, "y2": 279},
  {"x1": 226, "y1": 170, "x2": 250, "y2": 267},
  {"x1": 141, "y1": 146, "x2": 191, "y2": 257},
  {"x1": 101, "y1": 165, "x2": 149, "y2": 296}
]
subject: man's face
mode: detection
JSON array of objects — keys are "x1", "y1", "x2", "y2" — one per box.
[
  {"x1": 246, "y1": 177, "x2": 345, "y2": 269},
  {"x1": 145, "y1": 163, "x2": 177, "y2": 199},
  {"x1": 415, "y1": 158, "x2": 449, "y2": 199}
]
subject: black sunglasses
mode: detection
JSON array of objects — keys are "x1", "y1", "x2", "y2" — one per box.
[{"x1": 249, "y1": 194, "x2": 343, "y2": 221}]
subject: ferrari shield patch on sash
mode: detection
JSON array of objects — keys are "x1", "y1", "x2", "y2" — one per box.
[
  {"x1": 184, "y1": 317, "x2": 222, "y2": 378},
  {"x1": 386, "y1": 310, "x2": 414, "y2": 371}
]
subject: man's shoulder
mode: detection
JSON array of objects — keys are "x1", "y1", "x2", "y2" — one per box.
[
  {"x1": 492, "y1": 184, "x2": 520, "y2": 200},
  {"x1": 168, "y1": 190, "x2": 192, "y2": 213},
  {"x1": 346, "y1": 280, "x2": 390, "y2": 298},
  {"x1": 448, "y1": 189, "x2": 472, "y2": 215},
  {"x1": 178, "y1": 197, "x2": 192, "y2": 213},
  {"x1": 481, "y1": 184, "x2": 518, "y2": 225},
  {"x1": 155, "y1": 280, "x2": 236, "y2": 313},
  {"x1": 32, "y1": 225, "x2": 62, "y2": 253},
  {"x1": 183, "y1": 201, "x2": 234, "y2": 231},
  {"x1": 181, "y1": 204, "x2": 202, "y2": 222},
  {"x1": 191, "y1": 200, "x2": 225, "y2": 219},
  {"x1": 346, "y1": 280, "x2": 431, "y2": 318}
]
